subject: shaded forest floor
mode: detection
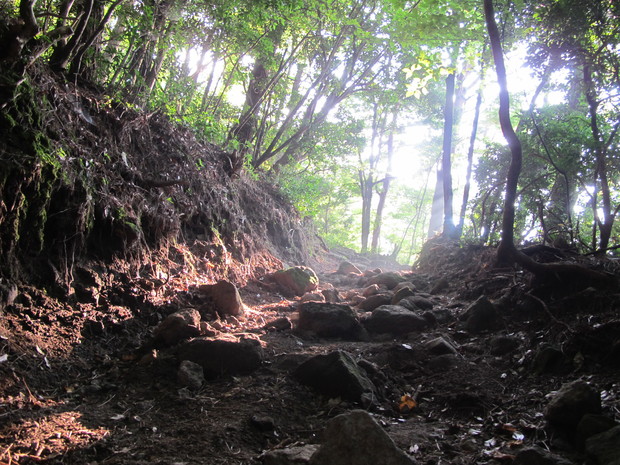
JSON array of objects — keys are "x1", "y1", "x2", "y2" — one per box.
[{"x1": 1, "y1": 69, "x2": 620, "y2": 465}]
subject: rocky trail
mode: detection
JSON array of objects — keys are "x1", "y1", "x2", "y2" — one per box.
[{"x1": 2, "y1": 241, "x2": 620, "y2": 465}]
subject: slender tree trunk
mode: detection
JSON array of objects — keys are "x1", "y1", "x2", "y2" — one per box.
[
  {"x1": 441, "y1": 73, "x2": 456, "y2": 239},
  {"x1": 371, "y1": 120, "x2": 395, "y2": 253},
  {"x1": 484, "y1": 0, "x2": 523, "y2": 265},
  {"x1": 584, "y1": 64, "x2": 614, "y2": 253},
  {"x1": 457, "y1": 75, "x2": 483, "y2": 237},
  {"x1": 427, "y1": 167, "x2": 444, "y2": 238}
]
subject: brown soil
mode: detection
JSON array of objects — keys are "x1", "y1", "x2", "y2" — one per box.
[{"x1": 2, "y1": 243, "x2": 620, "y2": 465}]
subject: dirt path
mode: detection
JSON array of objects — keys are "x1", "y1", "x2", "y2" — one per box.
[{"x1": 1, "y1": 249, "x2": 619, "y2": 465}]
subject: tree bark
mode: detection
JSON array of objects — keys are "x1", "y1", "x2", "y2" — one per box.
[
  {"x1": 441, "y1": 73, "x2": 456, "y2": 239},
  {"x1": 457, "y1": 72, "x2": 483, "y2": 237},
  {"x1": 484, "y1": 0, "x2": 522, "y2": 265}
]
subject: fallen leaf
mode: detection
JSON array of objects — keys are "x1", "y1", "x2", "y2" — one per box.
[
  {"x1": 0, "y1": 354, "x2": 8, "y2": 363},
  {"x1": 399, "y1": 394, "x2": 417, "y2": 412}
]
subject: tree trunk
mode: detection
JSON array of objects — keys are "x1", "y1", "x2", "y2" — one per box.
[
  {"x1": 484, "y1": 0, "x2": 522, "y2": 265},
  {"x1": 441, "y1": 73, "x2": 457, "y2": 239},
  {"x1": 584, "y1": 63, "x2": 614, "y2": 254},
  {"x1": 371, "y1": 121, "x2": 395, "y2": 253},
  {"x1": 427, "y1": 167, "x2": 444, "y2": 238},
  {"x1": 457, "y1": 74, "x2": 483, "y2": 237}
]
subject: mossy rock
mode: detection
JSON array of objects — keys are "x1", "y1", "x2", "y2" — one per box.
[{"x1": 272, "y1": 266, "x2": 319, "y2": 297}]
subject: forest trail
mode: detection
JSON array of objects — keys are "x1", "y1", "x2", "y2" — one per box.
[{"x1": 2, "y1": 242, "x2": 619, "y2": 465}]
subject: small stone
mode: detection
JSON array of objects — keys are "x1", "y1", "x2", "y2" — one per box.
[
  {"x1": 197, "y1": 280, "x2": 245, "y2": 317},
  {"x1": 358, "y1": 293, "x2": 393, "y2": 312},
  {"x1": 250, "y1": 415, "x2": 275, "y2": 431},
  {"x1": 531, "y1": 346, "x2": 570, "y2": 375},
  {"x1": 426, "y1": 336, "x2": 458, "y2": 355},
  {"x1": 297, "y1": 302, "x2": 365, "y2": 340},
  {"x1": 300, "y1": 292, "x2": 325, "y2": 303},
  {"x1": 177, "y1": 360, "x2": 204, "y2": 390},
  {"x1": 264, "y1": 316, "x2": 292, "y2": 332},
  {"x1": 391, "y1": 287, "x2": 416, "y2": 305},
  {"x1": 322, "y1": 288, "x2": 340, "y2": 303},
  {"x1": 545, "y1": 380, "x2": 601, "y2": 430},
  {"x1": 430, "y1": 277, "x2": 449, "y2": 294},
  {"x1": 401, "y1": 295, "x2": 434, "y2": 310},
  {"x1": 177, "y1": 337, "x2": 263, "y2": 379},
  {"x1": 362, "y1": 284, "x2": 381, "y2": 297},
  {"x1": 463, "y1": 296, "x2": 498, "y2": 333},
  {"x1": 271, "y1": 266, "x2": 319, "y2": 297},
  {"x1": 153, "y1": 308, "x2": 201, "y2": 347},
  {"x1": 363, "y1": 305, "x2": 428, "y2": 335},
  {"x1": 337, "y1": 261, "x2": 362, "y2": 274},
  {"x1": 366, "y1": 272, "x2": 405, "y2": 290},
  {"x1": 309, "y1": 410, "x2": 413, "y2": 465},
  {"x1": 393, "y1": 282, "x2": 416, "y2": 293},
  {"x1": 260, "y1": 444, "x2": 320, "y2": 465},
  {"x1": 294, "y1": 351, "x2": 376, "y2": 404}
]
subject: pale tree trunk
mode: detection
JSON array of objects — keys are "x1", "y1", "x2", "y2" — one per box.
[
  {"x1": 427, "y1": 168, "x2": 444, "y2": 238},
  {"x1": 441, "y1": 72, "x2": 457, "y2": 238},
  {"x1": 457, "y1": 70, "x2": 484, "y2": 237},
  {"x1": 371, "y1": 113, "x2": 396, "y2": 253}
]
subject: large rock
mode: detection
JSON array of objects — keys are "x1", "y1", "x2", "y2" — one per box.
[
  {"x1": 399, "y1": 295, "x2": 434, "y2": 311},
  {"x1": 153, "y1": 308, "x2": 201, "y2": 347},
  {"x1": 363, "y1": 305, "x2": 428, "y2": 335},
  {"x1": 297, "y1": 302, "x2": 365, "y2": 340},
  {"x1": 294, "y1": 351, "x2": 375, "y2": 404},
  {"x1": 309, "y1": 410, "x2": 414, "y2": 465},
  {"x1": 177, "y1": 337, "x2": 263, "y2": 379},
  {"x1": 366, "y1": 272, "x2": 405, "y2": 290},
  {"x1": 196, "y1": 280, "x2": 245, "y2": 317},
  {"x1": 272, "y1": 266, "x2": 319, "y2": 296},
  {"x1": 545, "y1": 380, "x2": 601, "y2": 430},
  {"x1": 585, "y1": 425, "x2": 620, "y2": 465},
  {"x1": 358, "y1": 293, "x2": 393, "y2": 312},
  {"x1": 462, "y1": 296, "x2": 498, "y2": 333}
]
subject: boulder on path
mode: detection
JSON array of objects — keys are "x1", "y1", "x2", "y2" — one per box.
[
  {"x1": 545, "y1": 380, "x2": 601, "y2": 430},
  {"x1": 363, "y1": 305, "x2": 428, "y2": 335},
  {"x1": 271, "y1": 266, "x2": 319, "y2": 296},
  {"x1": 366, "y1": 272, "x2": 405, "y2": 290},
  {"x1": 399, "y1": 295, "x2": 434, "y2": 311},
  {"x1": 297, "y1": 302, "x2": 365, "y2": 340},
  {"x1": 585, "y1": 424, "x2": 620, "y2": 465},
  {"x1": 300, "y1": 292, "x2": 325, "y2": 303},
  {"x1": 153, "y1": 308, "x2": 201, "y2": 347},
  {"x1": 294, "y1": 351, "x2": 375, "y2": 404},
  {"x1": 391, "y1": 287, "x2": 416, "y2": 305},
  {"x1": 260, "y1": 444, "x2": 320, "y2": 465},
  {"x1": 177, "y1": 337, "x2": 263, "y2": 379},
  {"x1": 196, "y1": 280, "x2": 245, "y2": 317},
  {"x1": 462, "y1": 296, "x2": 499, "y2": 333},
  {"x1": 358, "y1": 293, "x2": 393, "y2": 312},
  {"x1": 309, "y1": 410, "x2": 414, "y2": 465},
  {"x1": 337, "y1": 261, "x2": 362, "y2": 275}
]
